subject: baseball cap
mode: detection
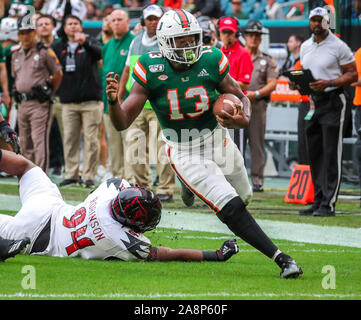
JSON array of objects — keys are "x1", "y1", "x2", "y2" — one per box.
[
  {"x1": 218, "y1": 17, "x2": 238, "y2": 33},
  {"x1": 309, "y1": 7, "x2": 330, "y2": 21},
  {"x1": 17, "y1": 15, "x2": 36, "y2": 31},
  {"x1": 143, "y1": 5, "x2": 163, "y2": 19},
  {"x1": 244, "y1": 19, "x2": 265, "y2": 34}
]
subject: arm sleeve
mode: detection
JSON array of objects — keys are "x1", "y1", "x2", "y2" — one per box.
[
  {"x1": 216, "y1": 49, "x2": 230, "y2": 81},
  {"x1": 338, "y1": 42, "x2": 355, "y2": 66},
  {"x1": 44, "y1": 48, "x2": 62, "y2": 75},
  {"x1": 132, "y1": 55, "x2": 149, "y2": 89},
  {"x1": 267, "y1": 56, "x2": 279, "y2": 79},
  {"x1": 83, "y1": 36, "x2": 102, "y2": 61}
]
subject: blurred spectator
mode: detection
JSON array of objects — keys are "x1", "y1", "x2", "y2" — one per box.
[
  {"x1": 182, "y1": 0, "x2": 195, "y2": 12},
  {"x1": 265, "y1": 0, "x2": 284, "y2": 20},
  {"x1": 191, "y1": 0, "x2": 223, "y2": 19},
  {"x1": 219, "y1": 16, "x2": 252, "y2": 91},
  {"x1": 36, "y1": 13, "x2": 64, "y2": 177},
  {"x1": 33, "y1": 0, "x2": 47, "y2": 13},
  {"x1": 280, "y1": 34, "x2": 304, "y2": 74},
  {"x1": 12, "y1": 15, "x2": 63, "y2": 173},
  {"x1": 102, "y1": 9, "x2": 134, "y2": 180},
  {"x1": 0, "y1": 17, "x2": 18, "y2": 114},
  {"x1": 123, "y1": 0, "x2": 145, "y2": 8},
  {"x1": 219, "y1": 16, "x2": 253, "y2": 151},
  {"x1": 7, "y1": 0, "x2": 32, "y2": 18},
  {"x1": 100, "y1": 4, "x2": 114, "y2": 19},
  {"x1": 285, "y1": 4, "x2": 305, "y2": 20},
  {"x1": 44, "y1": 0, "x2": 87, "y2": 35},
  {"x1": 225, "y1": 0, "x2": 249, "y2": 19},
  {"x1": 197, "y1": 15, "x2": 222, "y2": 48},
  {"x1": 117, "y1": 4, "x2": 175, "y2": 202},
  {"x1": 84, "y1": 0, "x2": 101, "y2": 20},
  {"x1": 243, "y1": 19, "x2": 278, "y2": 192},
  {"x1": 0, "y1": 52, "x2": 10, "y2": 113},
  {"x1": 98, "y1": 13, "x2": 113, "y2": 45},
  {"x1": 53, "y1": 15, "x2": 102, "y2": 188},
  {"x1": 353, "y1": 0, "x2": 361, "y2": 19}
]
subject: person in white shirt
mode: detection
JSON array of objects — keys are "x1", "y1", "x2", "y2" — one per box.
[
  {"x1": 265, "y1": 0, "x2": 284, "y2": 20},
  {"x1": 0, "y1": 146, "x2": 239, "y2": 263},
  {"x1": 290, "y1": 7, "x2": 357, "y2": 217}
]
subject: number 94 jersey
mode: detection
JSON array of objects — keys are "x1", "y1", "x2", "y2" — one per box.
[
  {"x1": 52, "y1": 178, "x2": 153, "y2": 261},
  {"x1": 132, "y1": 46, "x2": 230, "y2": 143}
]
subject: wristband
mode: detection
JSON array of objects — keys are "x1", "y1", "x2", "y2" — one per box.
[
  {"x1": 0, "y1": 149, "x2": 2, "y2": 161},
  {"x1": 330, "y1": 79, "x2": 335, "y2": 87},
  {"x1": 202, "y1": 250, "x2": 219, "y2": 261},
  {"x1": 255, "y1": 90, "x2": 261, "y2": 100}
]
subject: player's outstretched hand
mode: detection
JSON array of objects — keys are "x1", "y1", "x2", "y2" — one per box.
[
  {"x1": 216, "y1": 239, "x2": 239, "y2": 261},
  {"x1": 0, "y1": 120, "x2": 20, "y2": 154},
  {"x1": 106, "y1": 72, "x2": 119, "y2": 103}
]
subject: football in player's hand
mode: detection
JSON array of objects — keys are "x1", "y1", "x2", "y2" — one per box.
[{"x1": 213, "y1": 93, "x2": 243, "y2": 117}]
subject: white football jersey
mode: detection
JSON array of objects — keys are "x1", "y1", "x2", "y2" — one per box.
[{"x1": 48, "y1": 178, "x2": 153, "y2": 261}]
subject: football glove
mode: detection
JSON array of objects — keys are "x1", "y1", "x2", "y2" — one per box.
[
  {"x1": 0, "y1": 120, "x2": 20, "y2": 154},
  {"x1": 216, "y1": 239, "x2": 239, "y2": 261}
]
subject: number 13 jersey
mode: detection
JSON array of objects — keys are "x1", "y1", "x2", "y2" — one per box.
[{"x1": 132, "y1": 46, "x2": 230, "y2": 143}]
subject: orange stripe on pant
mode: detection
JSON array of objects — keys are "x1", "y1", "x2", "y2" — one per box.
[{"x1": 166, "y1": 145, "x2": 220, "y2": 213}]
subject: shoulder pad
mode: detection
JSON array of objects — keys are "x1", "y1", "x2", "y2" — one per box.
[{"x1": 10, "y1": 44, "x2": 21, "y2": 53}]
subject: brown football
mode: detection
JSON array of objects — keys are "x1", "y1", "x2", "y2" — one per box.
[{"x1": 213, "y1": 93, "x2": 242, "y2": 117}]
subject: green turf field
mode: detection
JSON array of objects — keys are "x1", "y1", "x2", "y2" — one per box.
[{"x1": 0, "y1": 180, "x2": 360, "y2": 300}]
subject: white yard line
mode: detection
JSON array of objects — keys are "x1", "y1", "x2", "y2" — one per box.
[
  {"x1": 1, "y1": 195, "x2": 360, "y2": 248},
  {"x1": 0, "y1": 292, "x2": 360, "y2": 299},
  {"x1": 159, "y1": 211, "x2": 361, "y2": 249}
]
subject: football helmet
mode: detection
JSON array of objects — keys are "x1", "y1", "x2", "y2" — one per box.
[
  {"x1": 156, "y1": 9, "x2": 202, "y2": 65},
  {"x1": 110, "y1": 187, "x2": 162, "y2": 233}
]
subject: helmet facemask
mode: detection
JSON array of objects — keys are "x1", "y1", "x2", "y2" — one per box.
[{"x1": 161, "y1": 33, "x2": 202, "y2": 65}]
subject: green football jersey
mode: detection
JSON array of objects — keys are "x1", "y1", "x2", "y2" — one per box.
[{"x1": 132, "y1": 46, "x2": 230, "y2": 142}]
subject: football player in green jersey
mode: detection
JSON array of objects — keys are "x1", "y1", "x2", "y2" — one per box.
[{"x1": 106, "y1": 9, "x2": 302, "y2": 278}]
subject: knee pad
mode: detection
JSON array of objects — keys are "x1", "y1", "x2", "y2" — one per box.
[{"x1": 217, "y1": 196, "x2": 256, "y2": 233}]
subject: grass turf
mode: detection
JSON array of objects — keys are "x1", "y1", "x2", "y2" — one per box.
[
  {"x1": 0, "y1": 181, "x2": 360, "y2": 300},
  {"x1": 1, "y1": 228, "x2": 361, "y2": 300}
]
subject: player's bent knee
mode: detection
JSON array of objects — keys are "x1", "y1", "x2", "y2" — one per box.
[{"x1": 217, "y1": 196, "x2": 256, "y2": 233}]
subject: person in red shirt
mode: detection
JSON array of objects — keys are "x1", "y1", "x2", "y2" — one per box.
[{"x1": 219, "y1": 16, "x2": 253, "y2": 92}]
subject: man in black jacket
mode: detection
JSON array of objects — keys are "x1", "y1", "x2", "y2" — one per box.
[
  {"x1": 191, "y1": 0, "x2": 223, "y2": 19},
  {"x1": 52, "y1": 15, "x2": 102, "y2": 188}
]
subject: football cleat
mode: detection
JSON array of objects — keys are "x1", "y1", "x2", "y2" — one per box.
[
  {"x1": 180, "y1": 180, "x2": 195, "y2": 207},
  {"x1": 217, "y1": 239, "x2": 239, "y2": 261},
  {"x1": 0, "y1": 237, "x2": 30, "y2": 262},
  {"x1": 276, "y1": 253, "x2": 303, "y2": 279}
]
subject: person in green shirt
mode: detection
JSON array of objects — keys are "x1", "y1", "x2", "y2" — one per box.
[
  {"x1": 117, "y1": 4, "x2": 175, "y2": 202},
  {"x1": 102, "y1": 9, "x2": 134, "y2": 180}
]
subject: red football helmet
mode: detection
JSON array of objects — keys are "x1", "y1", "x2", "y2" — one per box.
[{"x1": 110, "y1": 187, "x2": 162, "y2": 233}]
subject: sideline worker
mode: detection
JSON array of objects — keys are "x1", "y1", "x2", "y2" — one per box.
[{"x1": 292, "y1": 7, "x2": 357, "y2": 217}]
